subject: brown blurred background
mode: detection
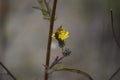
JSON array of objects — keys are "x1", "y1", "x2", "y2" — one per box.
[{"x1": 0, "y1": 0, "x2": 120, "y2": 80}]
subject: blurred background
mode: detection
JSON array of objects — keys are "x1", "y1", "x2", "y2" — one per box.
[{"x1": 0, "y1": 0, "x2": 120, "y2": 80}]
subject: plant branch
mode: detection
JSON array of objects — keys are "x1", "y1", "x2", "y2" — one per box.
[
  {"x1": 110, "y1": 9, "x2": 120, "y2": 48},
  {"x1": 109, "y1": 9, "x2": 120, "y2": 80},
  {"x1": 44, "y1": 0, "x2": 51, "y2": 17},
  {"x1": 44, "y1": 0, "x2": 58, "y2": 80},
  {"x1": 49, "y1": 56, "x2": 64, "y2": 69},
  {"x1": 50, "y1": 67, "x2": 93, "y2": 80},
  {"x1": 0, "y1": 62, "x2": 16, "y2": 80},
  {"x1": 32, "y1": 6, "x2": 43, "y2": 11},
  {"x1": 109, "y1": 67, "x2": 120, "y2": 80}
]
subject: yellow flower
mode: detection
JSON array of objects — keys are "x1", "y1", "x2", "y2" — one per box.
[{"x1": 52, "y1": 26, "x2": 69, "y2": 41}]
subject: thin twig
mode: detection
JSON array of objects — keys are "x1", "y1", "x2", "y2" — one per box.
[
  {"x1": 110, "y1": 9, "x2": 120, "y2": 48},
  {"x1": 44, "y1": 0, "x2": 51, "y2": 17},
  {"x1": 49, "y1": 56, "x2": 64, "y2": 69},
  {"x1": 0, "y1": 62, "x2": 16, "y2": 80},
  {"x1": 32, "y1": 6, "x2": 43, "y2": 11},
  {"x1": 32, "y1": 6, "x2": 50, "y2": 15},
  {"x1": 44, "y1": 0, "x2": 58, "y2": 80},
  {"x1": 109, "y1": 67, "x2": 120, "y2": 80}
]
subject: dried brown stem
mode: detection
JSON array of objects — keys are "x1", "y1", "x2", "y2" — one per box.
[{"x1": 44, "y1": 0, "x2": 58, "y2": 80}]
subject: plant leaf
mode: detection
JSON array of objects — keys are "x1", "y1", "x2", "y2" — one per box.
[
  {"x1": 38, "y1": 0, "x2": 50, "y2": 18},
  {"x1": 38, "y1": 0, "x2": 47, "y2": 10}
]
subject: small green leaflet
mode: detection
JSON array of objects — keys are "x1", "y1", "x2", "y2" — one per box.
[
  {"x1": 36, "y1": 0, "x2": 57, "y2": 20},
  {"x1": 38, "y1": 0, "x2": 50, "y2": 19}
]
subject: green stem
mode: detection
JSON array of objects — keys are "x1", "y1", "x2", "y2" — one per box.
[
  {"x1": 44, "y1": 0, "x2": 58, "y2": 80},
  {"x1": 50, "y1": 67, "x2": 93, "y2": 80}
]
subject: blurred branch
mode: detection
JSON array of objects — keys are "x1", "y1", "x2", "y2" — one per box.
[
  {"x1": 44, "y1": 0, "x2": 51, "y2": 17},
  {"x1": 109, "y1": 9, "x2": 120, "y2": 80},
  {"x1": 110, "y1": 9, "x2": 120, "y2": 48},
  {"x1": 44, "y1": 0, "x2": 58, "y2": 80},
  {"x1": 109, "y1": 67, "x2": 120, "y2": 80},
  {"x1": 49, "y1": 56, "x2": 64, "y2": 69},
  {"x1": 32, "y1": 6, "x2": 43, "y2": 11},
  {"x1": 0, "y1": 0, "x2": 10, "y2": 54},
  {"x1": 0, "y1": 62, "x2": 16, "y2": 80}
]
